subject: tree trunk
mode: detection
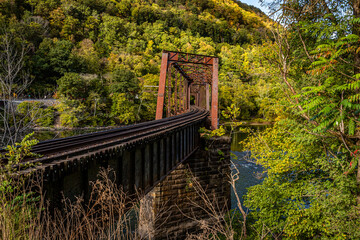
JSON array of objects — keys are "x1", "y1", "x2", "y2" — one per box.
[
  {"x1": 353, "y1": 0, "x2": 360, "y2": 206},
  {"x1": 354, "y1": 0, "x2": 360, "y2": 76}
]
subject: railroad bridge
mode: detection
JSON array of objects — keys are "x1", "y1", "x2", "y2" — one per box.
[{"x1": 25, "y1": 52, "x2": 231, "y2": 239}]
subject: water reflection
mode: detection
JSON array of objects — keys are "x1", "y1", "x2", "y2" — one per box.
[{"x1": 230, "y1": 124, "x2": 270, "y2": 210}]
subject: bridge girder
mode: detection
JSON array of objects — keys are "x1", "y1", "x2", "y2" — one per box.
[{"x1": 155, "y1": 51, "x2": 218, "y2": 130}]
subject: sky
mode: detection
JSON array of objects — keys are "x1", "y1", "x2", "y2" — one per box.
[{"x1": 238, "y1": 0, "x2": 269, "y2": 15}]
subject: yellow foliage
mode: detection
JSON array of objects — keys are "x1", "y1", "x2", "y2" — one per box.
[
  {"x1": 242, "y1": 122, "x2": 309, "y2": 175},
  {"x1": 107, "y1": 52, "x2": 120, "y2": 71}
]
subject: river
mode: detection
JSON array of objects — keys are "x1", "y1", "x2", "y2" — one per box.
[{"x1": 230, "y1": 124, "x2": 269, "y2": 210}]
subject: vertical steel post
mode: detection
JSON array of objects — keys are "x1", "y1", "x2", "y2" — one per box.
[
  {"x1": 175, "y1": 71, "x2": 178, "y2": 115},
  {"x1": 144, "y1": 144, "x2": 151, "y2": 189},
  {"x1": 160, "y1": 138, "x2": 165, "y2": 177},
  {"x1": 187, "y1": 83, "x2": 191, "y2": 111},
  {"x1": 206, "y1": 83, "x2": 210, "y2": 111},
  {"x1": 180, "y1": 129, "x2": 183, "y2": 159},
  {"x1": 179, "y1": 75, "x2": 183, "y2": 113},
  {"x1": 135, "y1": 147, "x2": 143, "y2": 190},
  {"x1": 155, "y1": 52, "x2": 169, "y2": 120},
  {"x1": 176, "y1": 131, "x2": 180, "y2": 163},
  {"x1": 211, "y1": 58, "x2": 219, "y2": 130},
  {"x1": 166, "y1": 136, "x2": 171, "y2": 172},
  {"x1": 153, "y1": 141, "x2": 159, "y2": 183},
  {"x1": 171, "y1": 134, "x2": 176, "y2": 167},
  {"x1": 167, "y1": 65, "x2": 172, "y2": 117},
  {"x1": 122, "y1": 151, "x2": 135, "y2": 194},
  {"x1": 183, "y1": 77, "x2": 187, "y2": 112}
]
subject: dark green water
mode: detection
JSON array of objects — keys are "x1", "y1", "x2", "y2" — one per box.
[{"x1": 230, "y1": 125, "x2": 269, "y2": 210}]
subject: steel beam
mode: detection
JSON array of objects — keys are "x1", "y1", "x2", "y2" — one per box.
[
  {"x1": 206, "y1": 83, "x2": 210, "y2": 111},
  {"x1": 156, "y1": 52, "x2": 169, "y2": 120},
  {"x1": 144, "y1": 144, "x2": 151, "y2": 189},
  {"x1": 166, "y1": 136, "x2": 171, "y2": 172},
  {"x1": 187, "y1": 83, "x2": 191, "y2": 111},
  {"x1": 211, "y1": 58, "x2": 219, "y2": 130},
  {"x1": 171, "y1": 134, "x2": 176, "y2": 167},
  {"x1": 153, "y1": 142, "x2": 159, "y2": 183},
  {"x1": 160, "y1": 138, "x2": 165, "y2": 177},
  {"x1": 135, "y1": 147, "x2": 143, "y2": 190}
]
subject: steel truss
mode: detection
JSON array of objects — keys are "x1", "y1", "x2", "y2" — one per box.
[{"x1": 156, "y1": 51, "x2": 218, "y2": 129}]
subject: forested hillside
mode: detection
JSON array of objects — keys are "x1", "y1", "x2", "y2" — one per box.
[
  {"x1": 0, "y1": 0, "x2": 277, "y2": 130},
  {"x1": 2, "y1": 0, "x2": 360, "y2": 239}
]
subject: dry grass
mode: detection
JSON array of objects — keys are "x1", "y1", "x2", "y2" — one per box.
[
  {"x1": 0, "y1": 168, "x2": 141, "y2": 240},
  {"x1": 183, "y1": 161, "x2": 248, "y2": 240},
  {"x1": 0, "y1": 164, "x2": 254, "y2": 240}
]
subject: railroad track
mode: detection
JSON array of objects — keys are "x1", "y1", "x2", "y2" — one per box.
[{"x1": 6, "y1": 107, "x2": 209, "y2": 168}]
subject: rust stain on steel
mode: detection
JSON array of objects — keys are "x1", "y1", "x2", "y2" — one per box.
[
  {"x1": 156, "y1": 52, "x2": 169, "y2": 120},
  {"x1": 211, "y1": 58, "x2": 219, "y2": 130}
]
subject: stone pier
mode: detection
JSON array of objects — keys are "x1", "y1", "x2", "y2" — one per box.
[{"x1": 139, "y1": 136, "x2": 231, "y2": 239}]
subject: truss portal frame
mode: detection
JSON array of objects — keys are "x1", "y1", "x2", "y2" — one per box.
[{"x1": 156, "y1": 51, "x2": 218, "y2": 129}]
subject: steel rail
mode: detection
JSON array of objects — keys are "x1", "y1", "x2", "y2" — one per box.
[
  {"x1": 17, "y1": 107, "x2": 208, "y2": 175},
  {"x1": 16, "y1": 107, "x2": 208, "y2": 167},
  {"x1": 31, "y1": 109, "x2": 196, "y2": 151},
  {"x1": 31, "y1": 108, "x2": 206, "y2": 154}
]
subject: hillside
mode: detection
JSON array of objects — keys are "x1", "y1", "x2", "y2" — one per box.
[{"x1": 0, "y1": 0, "x2": 276, "y2": 127}]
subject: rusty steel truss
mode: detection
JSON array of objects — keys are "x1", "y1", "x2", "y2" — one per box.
[{"x1": 156, "y1": 51, "x2": 219, "y2": 129}]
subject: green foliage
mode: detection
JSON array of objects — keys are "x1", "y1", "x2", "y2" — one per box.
[
  {"x1": 243, "y1": 120, "x2": 360, "y2": 239},
  {"x1": 0, "y1": 133, "x2": 41, "y2": 239},
  {"x1": 17, "y1": 102, "x2": 55, "y2": 127},
  {"x1": 32, "y1": 38, "x2": 80, "y2": 84},
  {"x1": 137, "y1": 74, "x2": 158, "y2": 121},
  {"x1": 1, "y1": 133, "x2": 40, "y2": 173},
  {"x1": 57, "y1": 100, "x2": 87, "y2": 127},
  {"x1": 221, "y1": 104, "x2": 240, "y2": 121},
  {"x1": 111, "y1": 93, "x2": 139, "y2": 125},
  {"x1": 109, "y1": 67, "x2": 140, "y2": 95},
  {"x1": 56, "y1": 73, "x2": 112, "y2": 127},
  {"x1": 218, "y1": 43, "x2": 282, "y2": 121},
  {"x1": 236, "y1": 0, "x2": 360, "y2": 238},
  {"x1": 57, "y1": 73, "x2": 87, "y2": 99},
  {"x1": 1, "y1": 0, "x2": 276, "y2": 127},
  {"x1": 199, "y1": 126, "x2": 226, "y2": 139}
]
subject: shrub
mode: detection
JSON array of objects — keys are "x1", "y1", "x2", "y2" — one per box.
[{"x1": 17, "y1": 102, "x2": 55, "y2": 128}]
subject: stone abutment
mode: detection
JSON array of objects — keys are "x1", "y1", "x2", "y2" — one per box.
[{"x1": 139, "y1": 136, "x2": 231, "y2": 239}]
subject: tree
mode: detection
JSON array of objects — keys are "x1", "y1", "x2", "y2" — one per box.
[
  {"x1": 57, "y1": 72, "x2": 87, "y2": 99},
  {"x1": 0, "y1": 30, "x2": 33, "y2": 146},
  {"x1": 32, "y1": 38, "x2": 79, "y2": 85},
  {"x1": 109, "y1": 67, "x2": 140, "y2": 95},
  {"x1": 244, "y1": 0, "x2": 360, "y2": 238}
]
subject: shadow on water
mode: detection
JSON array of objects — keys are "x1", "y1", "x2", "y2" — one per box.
[{"x1": 230, "y1": 124, "x2": 270, "y2": 210}]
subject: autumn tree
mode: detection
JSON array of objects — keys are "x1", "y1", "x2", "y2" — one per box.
[{"x1": 244, "y1": 0, "x2": 360, "y2": 238}]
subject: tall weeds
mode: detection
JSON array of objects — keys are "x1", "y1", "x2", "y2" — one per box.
[
  {"x1": 0, "y1": 153, "x2": 254, "y2": 239},
  {"x1": 183, "y1": 161, "x2": 247, "y2": 240},
  {"x1": 0, "y1": 168, "x2": 139, "y2": 240}
]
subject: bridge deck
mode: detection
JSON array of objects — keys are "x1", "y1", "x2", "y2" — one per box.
[{"x1": 4, "y1": 107, "x2": 209, "y2": 210}]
